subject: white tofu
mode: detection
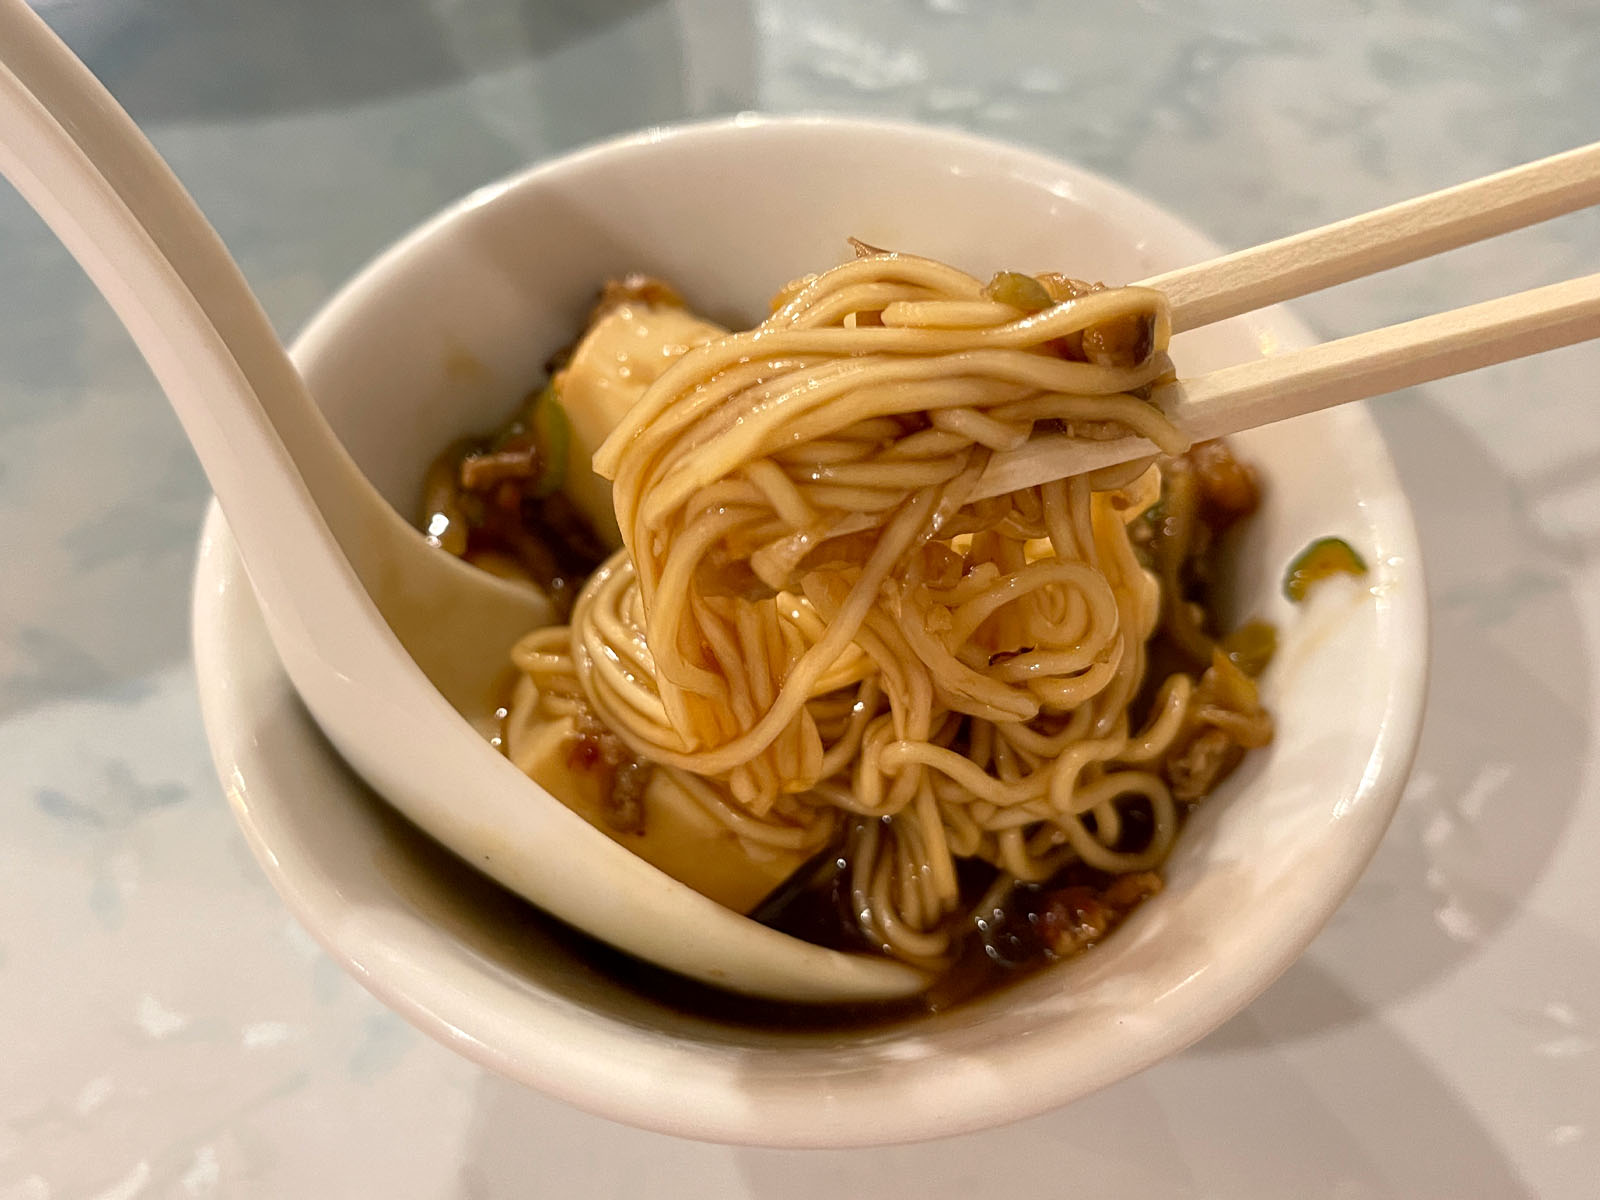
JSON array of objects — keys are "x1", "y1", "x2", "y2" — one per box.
[
  {"x1": 516, "y1": 304, "x2": 812, "y2": 913},
  {"x1": 554, "y1": 303, "x2": 725, "y2": 549},
  {"x1": 503, "y1": 678, "x2": 812, "y2": 914}
]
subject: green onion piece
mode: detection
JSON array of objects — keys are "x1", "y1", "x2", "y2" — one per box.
[
  {"x1": 529, "y1": 384, "x2": 570, "y2": 498},
  {"x1": 983, "y1": 271, "x2": 1053, "y2": 313},
  {"x1": 1221, "y1": 619, "x2": 1277, "y2": 677},
  {"x1": 1283, "y1": 537, "x2": 1368, "y2": 603}
]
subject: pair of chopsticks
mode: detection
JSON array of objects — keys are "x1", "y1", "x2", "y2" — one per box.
[{"x1": 976, "y1": 142, "x2": 1600, "y2": 497}]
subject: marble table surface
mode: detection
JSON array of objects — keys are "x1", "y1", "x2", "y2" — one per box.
[{"x1": 3, "y1": 1, "x2": 1598, "y2": 1196}]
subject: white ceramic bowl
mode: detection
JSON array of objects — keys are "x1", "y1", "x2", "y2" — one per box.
[{"x1": 190, "y1": 116, "x2": 1427, "y2": 1148}]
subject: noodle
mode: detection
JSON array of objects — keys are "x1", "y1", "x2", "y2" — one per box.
[{"x1": 493, "y1": 250, "x2": 1270, "y2": 972}]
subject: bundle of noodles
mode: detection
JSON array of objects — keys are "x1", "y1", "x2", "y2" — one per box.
[{"x1": 511, "y1": 250, "x2": 1272, "y2": 968}]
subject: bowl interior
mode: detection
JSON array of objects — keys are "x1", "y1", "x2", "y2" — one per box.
[{"x1": 196, "y1": 117, "x2": 1426, "y2": 1147}]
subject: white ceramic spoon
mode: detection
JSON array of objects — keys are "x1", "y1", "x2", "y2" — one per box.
[{"x1": 0, "y1": 0, "x2": 925, "y2": 1002}]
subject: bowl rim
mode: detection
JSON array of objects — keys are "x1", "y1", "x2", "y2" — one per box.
[{"x1": 193, "y1": 112, "x2": 1429, "y2": 1147}]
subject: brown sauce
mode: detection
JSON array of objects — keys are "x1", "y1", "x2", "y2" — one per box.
[{"x1": 420, "y1": 402, "x2": 607, "y2": 620}]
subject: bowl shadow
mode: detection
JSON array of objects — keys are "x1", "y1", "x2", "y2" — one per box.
[
  {"x1": 1200, "y1": 387, "x2": 1593, "y2": 1043},
  {"x1": 444, "y1": 956, "x2": 1536, "y2": 1195}
]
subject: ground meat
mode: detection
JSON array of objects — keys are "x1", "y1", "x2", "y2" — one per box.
[
  {"x1": 459, "y1": 445, "x2": 539, "y2": 491},
  {"x1": 1034, "y1": 275, "x2": 1158, "y2": 368},
  {"x1": 1102, "y1": 871, "x2": 1165, "y2": 909},
  {"x1": 589, "y1": 273, "x2": 684, "y2": 323},
  {"x1": 1035, "y1": 886, "x2": 1112, "y2": 956},
  {"x1": 1080, "y1": 310, "x2": 1156, "y2": 369},
  {"x1": 1033, "y1": 871, "x2": 1165, "y2": 958},
  {"x1": 606, "y1": 761, "x2": 652, "y2": 836},
  {"x1": 568, "y1": 709, "x2": 654, "y2": 835},
  {"x1": 1188, "y1": 439, "x2": 1261, "y2": 528},
  {"x1": 1164, "y1": 727, "x2": 1244, "y2": 803},
  {"x1": 420, "y1": 418, "x2": 607, "y2": 620}
]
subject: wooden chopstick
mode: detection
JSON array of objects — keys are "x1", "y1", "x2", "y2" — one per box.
[
  {"x1": 1153, "y1": 269, "x2": 1600, "y2": 441},
  {"x1": 972, "y1": 142, "x2": 1600, "y2": 499},
  {"x1": 1148, "y1": 140, "x2": 1600, "y2": 333},
  {"x1": 976, "y1": 271, "x2": 1600, "y2": 498}
]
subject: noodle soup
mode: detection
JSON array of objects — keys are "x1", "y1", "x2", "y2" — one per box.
[
  {"x1": 209, "y1": 116, "x2": 1423, "y2": 1143},
  {"x1": 420, "y1": 253, "x2": 1284, "y2": 1009}
]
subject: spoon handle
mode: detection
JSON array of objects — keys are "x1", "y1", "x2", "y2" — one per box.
[
  {"x1": 0, "y1": 0, "x2": 394, "y2": 595},
  {"x1": 0, "y1": 55, "x2": 359, "y2": 655},
  {"x1": 0, "y1": 0, "x2": 549, "y2": 701}
]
